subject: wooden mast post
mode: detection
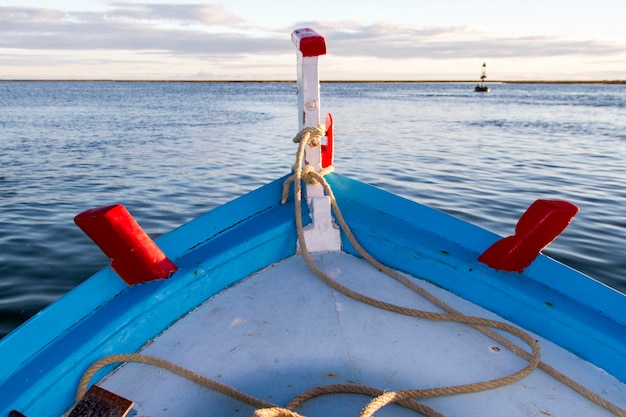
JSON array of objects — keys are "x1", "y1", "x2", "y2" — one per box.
[{"x1": 291, "y1": 28, "x2": 340, "y2": 252}]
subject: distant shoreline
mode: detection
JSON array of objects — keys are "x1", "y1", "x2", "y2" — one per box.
[{"x1": 1, "y1": 79, "x2": 625, "y2": 84}]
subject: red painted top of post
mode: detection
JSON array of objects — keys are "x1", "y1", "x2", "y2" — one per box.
[{"x1": 291, "y1": 28, "x2": 327, "y2": 57}]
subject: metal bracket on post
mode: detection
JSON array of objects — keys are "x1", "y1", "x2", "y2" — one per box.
[{"x1": 291, "y1": 28, "x2": 340, "y2": 252}]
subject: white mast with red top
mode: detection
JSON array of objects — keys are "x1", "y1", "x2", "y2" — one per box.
[{"x1": 291, "y1": 28, "x2": 340, "y2": 252}]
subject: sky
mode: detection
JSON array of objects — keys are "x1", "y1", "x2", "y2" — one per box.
[{"x1": 1, "y1": 0, "x2": 626, "y2": 81}]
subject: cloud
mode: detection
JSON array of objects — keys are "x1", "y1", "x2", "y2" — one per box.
[
  {"x1": 302, "y1": 21, "x2": 626, "y2": 60},
  {"x1": 0, "y1": 4, "x2": 286, "y2": 57},
  {"x1": 104, "y1": 2, "x2": 244, "y2": 25},
  {"x1": 1, "y1": 5, "x2": 625, "y2": 62}
]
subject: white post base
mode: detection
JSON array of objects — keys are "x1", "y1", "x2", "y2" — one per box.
[{"x1": 302, "y1": 184, "x2": 341, "y2": 253}]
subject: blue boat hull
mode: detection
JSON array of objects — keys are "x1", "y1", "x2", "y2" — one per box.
[{"x1": 0, "y1": 173, "x2": 624, "y2": 416}]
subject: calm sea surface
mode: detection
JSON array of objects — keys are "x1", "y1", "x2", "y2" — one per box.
[{"x1": 1, "y1": 81, "x2": 625, "y2": 338}]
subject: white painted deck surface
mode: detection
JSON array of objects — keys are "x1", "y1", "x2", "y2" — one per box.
[{"x1": 99, "y1": 252, "x2": 625, "y2": 417}]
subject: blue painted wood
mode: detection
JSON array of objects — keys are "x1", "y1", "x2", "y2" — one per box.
[{"x1": 0, "y1": 268, "x2": 126, "y2": 385}]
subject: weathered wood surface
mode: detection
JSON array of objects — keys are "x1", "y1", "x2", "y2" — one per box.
[{"x1": 68, "y1": 385, "x2": 133, "y2": 417}]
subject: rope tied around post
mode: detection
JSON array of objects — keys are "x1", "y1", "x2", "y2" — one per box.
[
  {"x1": 292, "y1": 124, "x2": 326, "y2": 147},
  {"x1": 281, "y1": 124, "x2": 334, "y2": 204}
]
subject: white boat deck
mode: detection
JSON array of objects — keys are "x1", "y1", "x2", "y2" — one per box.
[{"x1": 97, "y1": 252, "x2": 625, "y2": 417}]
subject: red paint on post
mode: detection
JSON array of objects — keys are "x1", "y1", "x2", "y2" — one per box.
[
  {"x1": 478, "y1": 199, "x2": 579, "y2": 272},
  {"x1": 74, "y1": 204, "x2": 178, "y2": 285},
  {"x1": 321, "y1": 113, "x2": 334, "y2": 168},
  {"x1": 292, "y1": 28, "x2": 326, "y2": 57}
]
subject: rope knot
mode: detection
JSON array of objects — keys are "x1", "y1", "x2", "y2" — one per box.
[
  {"x1": 292, "y1": 125, "x2": 326, "y2": 147},
  {"x1": 300, "y1": 165, "x2": 319, "y2": 184},
  {"x1": 280, "y1": 125, "x2": 334, "y2": 205}
]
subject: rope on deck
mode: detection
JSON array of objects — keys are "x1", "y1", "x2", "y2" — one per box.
[
  {"x1": 283, "y1": 125, "x2": 626, "y2": 417},
  {"x1": 74, "y1": 126, "x2": 625, "y2": 417},
  {"x1": 76, "y1": 355, "x2": 447, "y2": 417}
]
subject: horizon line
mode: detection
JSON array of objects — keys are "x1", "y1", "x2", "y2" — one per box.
[{"x1": 1, "y1": 79, "x2": 625, "y2": 84}]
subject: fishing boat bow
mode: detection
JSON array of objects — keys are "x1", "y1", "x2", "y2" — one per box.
[{"x1": 1, "y1": 28, "x2": 625, "y2": 417}]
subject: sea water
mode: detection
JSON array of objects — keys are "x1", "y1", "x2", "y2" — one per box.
[{"x1": 1, "y1": 81, "x2": 625, "y2": 338}]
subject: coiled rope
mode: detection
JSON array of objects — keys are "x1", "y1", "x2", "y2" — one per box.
[{"x1": 75, "y1": 126, "x2": 625, "y2": 417}]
